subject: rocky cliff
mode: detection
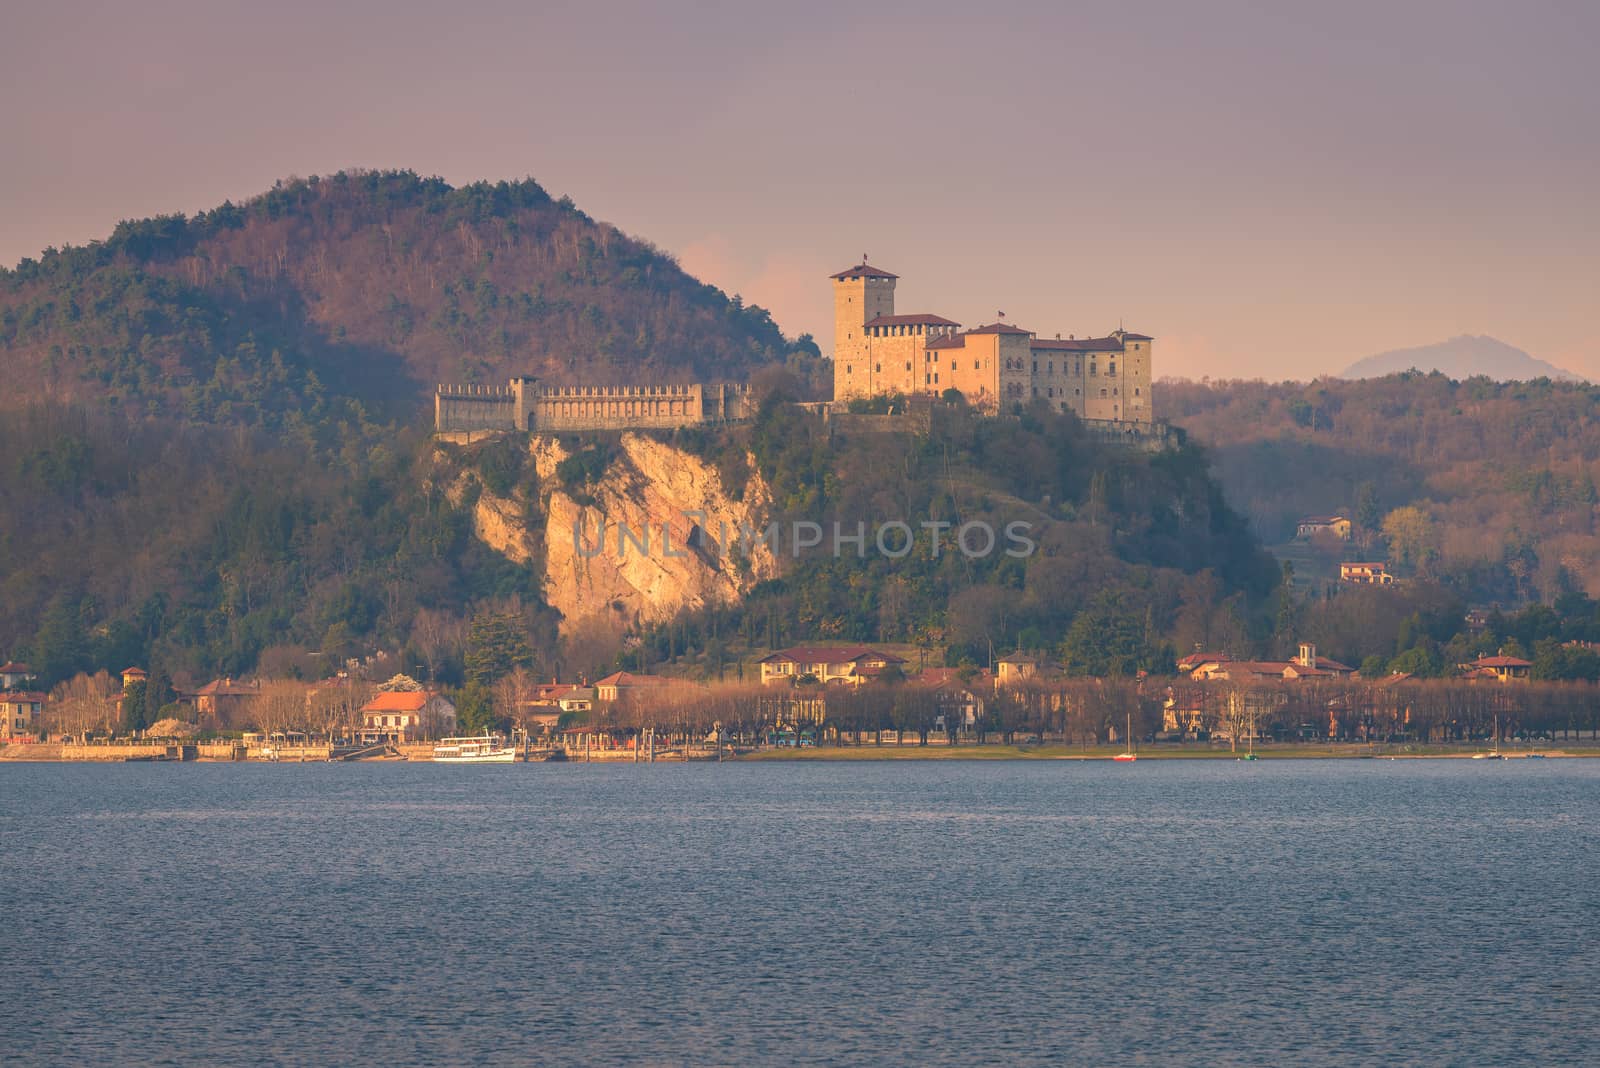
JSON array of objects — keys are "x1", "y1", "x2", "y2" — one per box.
[{"x1": 458, "y1": 433, "x2": 778, "y2": 633}]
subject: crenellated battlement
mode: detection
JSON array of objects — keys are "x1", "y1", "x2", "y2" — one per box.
[{"x1": 434, "y1": 377, "x2": 752, "y2": 435}]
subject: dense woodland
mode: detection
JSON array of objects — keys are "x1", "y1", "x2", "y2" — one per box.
[{"x1": 1159, "y1": 374, "x2": 1600, "y2": 603}]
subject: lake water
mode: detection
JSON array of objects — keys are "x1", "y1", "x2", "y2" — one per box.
[{"x1": 2, "y1": 759, "x2": 1596, "y2": 1066}]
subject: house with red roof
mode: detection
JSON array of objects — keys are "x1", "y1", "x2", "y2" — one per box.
[
  {"x1": 1, "y1": 661, "x2": 35, "y2": 691},
  {"x1": 1460, "y1": 654, "x2": 1532, "y2": 683},
  {"x1": 1, "y1": 690, "x2": 46, "y2": 741},
  {"x1": 357, "y1": 690, "x2": 457, "y2": 743}
]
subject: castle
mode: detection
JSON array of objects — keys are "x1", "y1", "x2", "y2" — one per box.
[
  {"x1": 830, "y1": 260, "x2": 1153, "y2": 423},
  {"x1": 432, "y1": 257, "x2": 1154, "y2": 436}
]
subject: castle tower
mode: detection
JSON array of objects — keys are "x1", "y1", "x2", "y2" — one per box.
[{"x1": 831, "y1": 261, "x2": 897, "y2": 400}]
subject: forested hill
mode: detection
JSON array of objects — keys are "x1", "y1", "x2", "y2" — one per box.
[
  {"x1": 1159, "y1": 373, "x2": 1600, "y2": 602},
  {"x1": 0, "y1": 170, "x2": 812, "y2": 428}
]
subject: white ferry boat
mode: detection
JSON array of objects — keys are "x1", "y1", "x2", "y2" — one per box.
[{"x1": 431, "y1": 734, "x2": 517, "y2": 763}]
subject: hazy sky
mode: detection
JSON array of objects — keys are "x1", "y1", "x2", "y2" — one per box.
[{"x1": 4, "y1": 0, "x2": 1597, "y2": 379}]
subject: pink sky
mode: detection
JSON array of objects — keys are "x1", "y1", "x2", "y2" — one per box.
[{"x1": 3, "y1": 0, "x2": 1596, "y2": 379}]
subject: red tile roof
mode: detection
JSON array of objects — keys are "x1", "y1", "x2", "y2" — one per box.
[
  {"x1": 926, "y1": 335, "x2": 967, "y2": 350},
  {"x1": 0, "y1": 662, "x2": 31, "y2": 674},
  {"x1": 121, "y1": 667, "x2": 148, "y2": 678},
  {"x1": 1470, "y1": 656, "x2": 1532, "y2": 668},
  {"x1": 759, "y1": 646, "x2": 907, "y2": 666},
  {"x1": 831, "y1": 263, "x2": 898, "y2": 280},
  {"x1": 1121, "y1": 332, "x2": 1153, "y2": 341},
  {"x1": 1177, "y1": 652, "x2": 1233, "y2": 670},
  {"x1": 966, "y1": 322, "x2": 1033, "y2": 336},
  {"x1": 192, "y1": 678, "x2": 260, "y2": 697},
  {"x1": 864, "y1": 313, "x2": 961, "y2": 327},
  {"x1": 361, "y1": 691, "x2": 436, "y2": 713},
  {"x1": 594, "y1": 671, "x2": 672, "y2": 688},
  {"x1": 0, "y1": 691, "x2": 46, "y2": 704}
]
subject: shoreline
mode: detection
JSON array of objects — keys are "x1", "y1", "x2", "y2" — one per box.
[
  {"x1": 735, "y1": 743, "x2": 1600, "y2": 762},
  {"x1": 5, "y1": 742, "x2": 1598, "y2": 763}
]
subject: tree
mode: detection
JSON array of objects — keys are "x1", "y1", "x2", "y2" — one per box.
[
  {"x1": 1382, "y1": 506, "x2": 1438, "y2": 570},
  {"x1": 464, "y1": 610, "x2": 534, "y2": 687},
  {"x1": 1355, "y1": 481, "x2": 1381, "y2": 535},
  {"x1": 1061, "y1": 593, "x2": 1157, "y2": 677},
  {"x1": 120, "y1": 679, "x2": 149, "y2": 734},
  {"x1": 454, "y1": 681, "x2": 498, "y2": 734}
]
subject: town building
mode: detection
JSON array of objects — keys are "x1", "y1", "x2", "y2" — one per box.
[
  {"x1": 357, "y1": 691, "x2": 457, "y2": 743},
  {"x1": 995, "y1": 655, "x2": 1038, "y2": 688},
  {"x1": 1460, "y1": 654, "x2": 1532, "y2": 683},
  {"x1": 186, "y1": 677, "x2": 261, "y2": 726},
  {"x1": 0, "y1": 661, "x2": 35, "y2": 691},
  {"x1": 1189, "y1": 643, "x2": 1354, "y2": 682},
  {"x1": 757, "y1": 646, "x2": 907, "y2": 687},
  {"x1": 594, "y1": 672, "x2": 681, "y2": 704},
  {"x1": 1340, "y1": 562, "x2": 1395, "y2": 585},
  {"x1": 830, "y1": 261, "x2": 1154, "y2": 424},
  {"x1": 1, "y1": 691, "x2": 45, "y2": 740}
]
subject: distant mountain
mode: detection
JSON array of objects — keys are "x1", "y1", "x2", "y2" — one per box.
[{"x1": 1341, "y1": 335, "x2": 1582, "y2": 382}]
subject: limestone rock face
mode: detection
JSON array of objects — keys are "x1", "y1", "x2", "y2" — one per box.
[
  {"x1": 483, "y1": 433, "x2": 778, "y2": 633},
  {"x1": 472, "y1": 491, "x2": 533, "y2": 564}
]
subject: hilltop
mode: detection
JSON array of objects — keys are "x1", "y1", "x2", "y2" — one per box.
[
  {"x1": 1341, "y1": 335, "x2": 1581, "y2": 382},
  {"x1": 0, "y1": 170, "x2": 816, "y2": 429}
]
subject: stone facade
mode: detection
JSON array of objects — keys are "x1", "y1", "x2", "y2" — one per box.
[
  {"x1": 831, "y1": 261, "x2": 1154, "y2": 424},
  {"x1": 435, "y1": 378, "x2": 752, "y2": 434}
]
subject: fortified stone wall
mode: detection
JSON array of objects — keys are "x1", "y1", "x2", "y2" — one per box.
[
  {"x1": 434, "y1": 378, "x2": 752, "y2": 434},
  {"x1": 435, "y1": 383, "x2": 519, "y2": 433}
]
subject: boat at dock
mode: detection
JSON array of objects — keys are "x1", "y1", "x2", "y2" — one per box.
[{"x1": 431, "y1": 734, "x2": 517, "y2": 763}]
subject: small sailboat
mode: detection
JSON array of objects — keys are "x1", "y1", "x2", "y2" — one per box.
[{"x1": 1113, "y1": 711, "x2": 1138, "y2": 762}]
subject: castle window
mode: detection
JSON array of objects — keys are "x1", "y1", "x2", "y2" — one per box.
[
  {"x1": 1047, "y1": 387, "x2": 1054, "y2": 397},
  {"x1": 1100, "y1": 389, "x2": 1107, "y2": 398},
  {"x1": 875, "y1": 364, "x2": 881, "y2": 373},
  {"x1": 905, "y1": 362, "x2": 911, "y2": 371},
  {"x1": 1090, "y1": 363, "x2": 1097, "y2": 376},
  {"x1": 974, "y1": 361, "x2": 979, "y2": 370},
  {"x1": 1032, "y1": 361, "x2": 1037, "y2": 374},
  {"x1": 1049, "y1": 361, "x2": 1054, "y2": 374},
  {"x1": 1134, "y1": 387, "x2": 1140, "y2": 395},
  {"x1": 1109, "y1": 362, "x2": 1116, "y2": 376}
]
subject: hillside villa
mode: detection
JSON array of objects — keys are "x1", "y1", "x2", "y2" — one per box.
[
  {"x1": 1297, "y1": 515, "x2": 1353, "y2": 540},
  {"x1": 1341, "y1": 562, "x2": 1395, "y2": 585}
]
